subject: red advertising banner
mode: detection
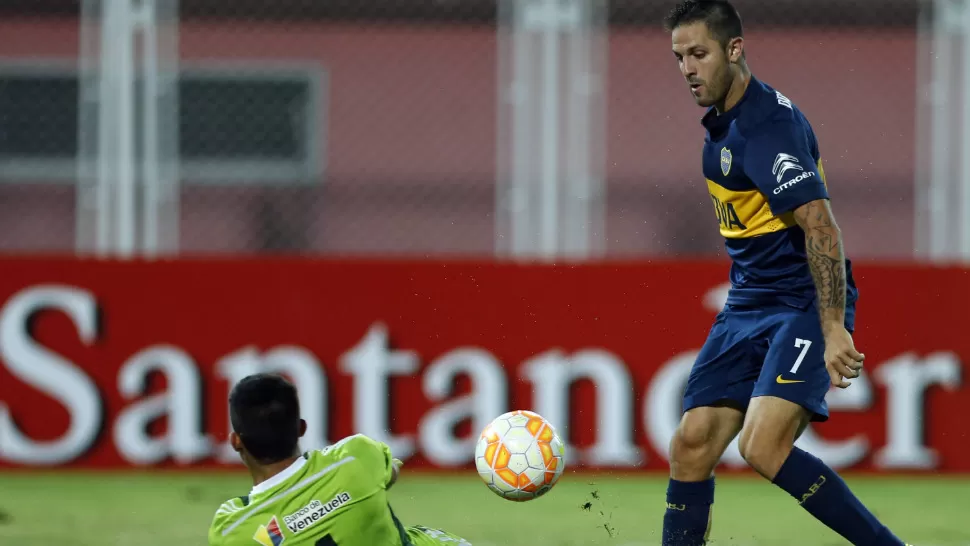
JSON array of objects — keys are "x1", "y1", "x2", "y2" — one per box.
[{"x1": 0, "y1": 259, "x2": 966, "y2": 472}]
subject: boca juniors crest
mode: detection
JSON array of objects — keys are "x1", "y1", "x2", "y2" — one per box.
[{"x1": 720, "y1": 147, "x2": 732, "y2": 176}]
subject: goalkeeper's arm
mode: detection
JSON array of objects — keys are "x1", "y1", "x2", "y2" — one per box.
[{"x1": 387, "y1": 458, "x2": 404, "y2": 489}]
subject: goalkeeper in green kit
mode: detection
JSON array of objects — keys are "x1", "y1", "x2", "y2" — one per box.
[{"x1": 208, "y1": 373, "x2": 471, "y2": 546}]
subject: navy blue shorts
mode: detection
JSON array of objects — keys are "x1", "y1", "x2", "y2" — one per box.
[{"x1": 682, "y1": 302, "x2": 855, "y2": 422}]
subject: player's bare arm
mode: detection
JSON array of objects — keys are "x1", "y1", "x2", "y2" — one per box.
[{"x1": 792, "y1": 198, "x2": 864, "y2": 388}]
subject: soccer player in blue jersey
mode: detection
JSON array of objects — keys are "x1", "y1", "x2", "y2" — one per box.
[{"x1": 661, "y1": 2, "x2": 911, "y2": 545}]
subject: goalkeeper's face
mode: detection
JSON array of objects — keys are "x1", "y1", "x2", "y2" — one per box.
[{"x1": 671, "y1": 21, "x2": 739, "y2": 109}]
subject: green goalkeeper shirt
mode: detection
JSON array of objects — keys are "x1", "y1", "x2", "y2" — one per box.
[{"x1": 208, "y1": 434, "x2": 412, "y2": 546}]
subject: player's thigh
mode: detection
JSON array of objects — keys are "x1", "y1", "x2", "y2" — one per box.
[
  {"x1": 740, "y1": 396, "x2": 810, "y2": 448},
  {"x1": 751, "y1": 306, "x2": 831, "y2": 422},
  {"x1": 683, "y1": 308, "x2": 761, "y2": 415},
  {"x1": 406, "y1": 525, "x2": 472, "y2": 545}
]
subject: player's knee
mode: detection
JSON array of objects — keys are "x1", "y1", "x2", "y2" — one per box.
[
  {"x1": 737, "y1": 426, "x2": 790, "y2": 479},
  {"x1": 737, "y1": 430, "x2": 767, "y2": 473},
  {"x1": 672, "y1": 416, "x2": 712, "y2": 454},
  {"x1": 669, "y1": 415, "x2": 720, "y2": 478},
  {"x1": 740, "y1": 397, "x2": 809, "y2": 478}
]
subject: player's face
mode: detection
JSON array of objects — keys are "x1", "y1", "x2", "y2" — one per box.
[{"x1": 671, "y1": 22, "x2": 738, "y2": 108}]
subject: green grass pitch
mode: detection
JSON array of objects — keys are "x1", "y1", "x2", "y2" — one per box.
[{"x1": 0, "y1": 471, "x2": 967, "y2": 545}]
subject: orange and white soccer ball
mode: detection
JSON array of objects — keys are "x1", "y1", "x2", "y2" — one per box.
[{"x1": 474, "y1": 410, "x2": 566, "y2": 501}]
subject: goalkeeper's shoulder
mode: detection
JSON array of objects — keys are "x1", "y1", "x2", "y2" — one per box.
[
  {"x1": 319, "y1": 433, "x2": 393, "y2": 462},
  {"x1": 207, "y1": 496, "x2": 249, "y2": 545},
  {"x1": 318, "y1": 433, "x2": 402, "y2": 488}
]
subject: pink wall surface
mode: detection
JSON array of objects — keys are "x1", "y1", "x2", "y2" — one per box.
[{"x1": 0, "y1": 18, "x2": 917, "y2": 257}]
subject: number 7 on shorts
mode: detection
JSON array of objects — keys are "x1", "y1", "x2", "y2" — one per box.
[{"x1": 791, "y1": 338, "x2": 812, "y2": 374}]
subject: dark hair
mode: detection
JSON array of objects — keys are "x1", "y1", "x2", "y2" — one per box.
[
  {"x1": 229, "y1": 373, "x2": 301, "y2": 464},
  {"x1": 663, "y1": 0, "x2": 744, "y2": 48}
]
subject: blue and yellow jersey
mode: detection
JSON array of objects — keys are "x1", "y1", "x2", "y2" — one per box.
[{"x1": 700, "y1": 77, "x2": 858, "y2": 318}]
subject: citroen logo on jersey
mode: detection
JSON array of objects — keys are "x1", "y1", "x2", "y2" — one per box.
[
  {"x1": 772, "y1": 153, "x2": 803, "y2": 184},
  {"x1": 720, "y1": 147, "x2": 732, "y2": 176}
]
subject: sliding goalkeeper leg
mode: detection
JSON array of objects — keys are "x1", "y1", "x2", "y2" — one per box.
[{"x1": 406, "y1": 525, "x2": 473, "y2": 545}]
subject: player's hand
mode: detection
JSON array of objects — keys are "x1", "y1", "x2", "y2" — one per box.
[{"x1": 823, "y1": 325, "x2": 864, "y2": 388}]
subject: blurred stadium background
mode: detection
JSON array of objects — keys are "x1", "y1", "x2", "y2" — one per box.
[{"x1": 1, "y1": 0, "x2": 969, "y2": 545}]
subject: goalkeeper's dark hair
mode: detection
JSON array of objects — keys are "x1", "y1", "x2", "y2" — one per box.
[
  {"x1": 664, "y1": 0, "x2": 744, "y2": 50},
  {"x1": 229, "y1": 373, "x2": 301, "y2": 464}
]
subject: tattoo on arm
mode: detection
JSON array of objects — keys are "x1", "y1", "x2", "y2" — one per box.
[{"x1": 793, "y1": 199, "x2": 846, "y2": 325}]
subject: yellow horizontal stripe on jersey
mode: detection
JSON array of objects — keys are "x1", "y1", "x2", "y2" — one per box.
[{"x1": 706, "y1": 178, "x2": 796, "y2": 239}]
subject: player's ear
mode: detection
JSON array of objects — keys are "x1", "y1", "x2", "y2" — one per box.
[
  {"x1": 726, "y1": 37, "x2": 744, "y2": 63},
  {"x1": 229, "y1": 432, "x2": 244, "y2": 454},
  {"x1": 298, "y1": 419, "x2": 307, "y2": 438}
]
